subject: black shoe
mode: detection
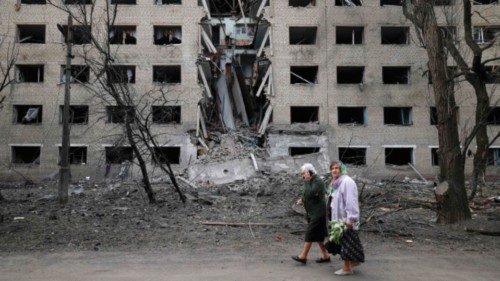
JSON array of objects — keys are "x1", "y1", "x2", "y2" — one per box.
[
  {"x1": 291, "y1": 255, "x2": 307, "y2": 264},
  {"x1": 315, "y1": 257, "x2": 331, "y2": 263}
]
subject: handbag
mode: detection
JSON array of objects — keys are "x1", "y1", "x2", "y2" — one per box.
[{"x1": 325, "y1": 240, "x2": 341, "y2": 255}]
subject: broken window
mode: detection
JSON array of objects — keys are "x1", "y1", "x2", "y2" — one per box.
[
  {"x1": 110, "y1": 0, "x2": 136, "y2": 4},
  {"x1": 338, "y1": 107, "x2": 366, "y2": 125},
  {"x1": 487, "y1": 107, "x2": 500, "y2": 125},
  {"x1": 289, "y1": 0, "x2": 316, "y2": 7},
  {"x1": 289, "y1": 147, "x2": 320, "y2": 156},
  {"x1": 105, "y1": 147, "x2": 134, "y2": 164},
  {"x1": 61, "y1": 25, "x2": 91, "y2": 44},
  {"x1": 290, "y1": 66, "x2": 318, "y2": 84},
  {"x1": 12, "y1": 146, "x2": 41, "y2": 164},
  {"x1": 339, "y1": 147, "x2": 366, "y2": 165},
  {"x1": 59, "y1": 105, "x2": 89, "y2": 124},
  {"x1": 152, "y1": 147, "x2": 181, "y2": 165},
  {"x1": 154, "y1": 26, "x2": 182, "y2": 45},
  {"x1": 64, "y1": 0, "x2": 92, "y2": 4},
  {"x1": 21, "y1": 0, "x2": 46, "y2": 4},
  {"x1": 16, "y1": 65, "x2": 44, "y2": 83},
  {"x1": 473, "y1": 0, "x2": 498, "y2": 4},
  {"x1": 381, "y1": 26, "x2": 409, "y2": 44},
  {"x1": 152, "y1": 106, "x2": 181, "y2": 124},
  {"x1": 384, "y1": 107, "x2": 412, "y2": 125},
  {"x1": 337, "y1": 66, "x2": 364, "y2": 84},
  {"x1": 109, "y1": 26, "x2": 137, "y2": 45},
  {"x1": 153, "y1": 65, "x2": 181, "y2": 83},
  {"x1": 106, "y1": 65, "x2": 135, "y2": 83},
  {"x1": 383, "y1": 66, "x2": 410, "y2": 84},
  {"x1": 106, "y1": 106, "x2": 135, "y2": 123},
  {"x1": 385, "y1": 147, "x2": 413, "y2": 166},
  {"x1": 155, "y1": 0, "x2": 182, "y2": 4},
  {"x1": 439, "y1": 26, "x2": 457, "y2": 41},
  {"x1": 473, "y1": 26, "x2": 499, "y2": 44},
  {"x1": 17, "y1": 25, "x2": 45, "y2": 44},
  {"x1": 59, "y1": 146, "x2": 87, "y2": 165},
  {"x1": 336, "y1": 26, "x2": 363, "y2": 44},
  {"x1": 431, "y1": 148, "x2": 439, "y2": 166},
  {"x1": 60, "y1": 65, "x2": 90, "y2": 83},
  {"x1": 14, "y1": 105, "x2": 43, "y2": 124},
  {"x1": 289, "y1": 27, "x2": 317, "y2": 45},
  {"x1": 335, "y1": 0, "x2": 362, "y2": 6},
  {"x1": 291, "y1": 106, "x2": 319, "y2": 123},
  {"x1": 380, "y1": 0, "x2": 401, "y2": 6},
  {"x1": 430, "y1": 107, "x2": 438, "y2": 125},
  {"x1": 486, "y1": 148, "x2": 500, "y2": 166},
  {"x1": 485, "y1": 66, "x2": 500, "y2": 84}
]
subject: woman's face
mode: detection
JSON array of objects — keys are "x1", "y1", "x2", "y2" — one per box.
[
  {"x1": 331, "y1": 164, "x2": 341, "y2": 179},
  {"x1": 301, "y1": 170, "x2": 311, "y2": 182}
]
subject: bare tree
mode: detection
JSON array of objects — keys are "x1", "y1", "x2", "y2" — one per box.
[
  {"x1": 440, "y1": 0, "x2": 500, "y2": 200},
  {"x1": 403, "y1": 0, "x2": 471, "y2": 223},
  {"x1": 48, "y1": 1, "x2": 185, "y2": 203}
]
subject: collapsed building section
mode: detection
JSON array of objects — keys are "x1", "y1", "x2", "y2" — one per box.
[{"x1": 196, "y1": 0, "x2": 273, "y2": 139}]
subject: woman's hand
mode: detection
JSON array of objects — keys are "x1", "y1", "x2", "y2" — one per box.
[{"x1": 345, "y1": 220, "x2": 353, "y2": 229}]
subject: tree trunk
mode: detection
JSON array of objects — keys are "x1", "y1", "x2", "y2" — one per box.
[{"x1": 412, "y1": 0, "x2": 471, "y2": 223}]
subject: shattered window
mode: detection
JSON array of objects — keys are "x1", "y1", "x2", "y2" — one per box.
[
  {"x1": 60, "y1": 65, "x2": 90, "y2": 83},
  {"x1": 336, "y1": 26, "x2": 363, "y2": 44},
  {"x1": 105, "y1": 147, "x2": 134, "y2": 164},
  {"x1": 153, "y1": 65, "x2": 182, "y2": 83},
  {"x1": 152, "y1": 147, "x2": 181, "y2": 165},
  {"x1": 154, "y1": 26, "x2": 182, "y2": 45},
  {"x1": 14, "y1": 105, "x2": 43, "y2": 124},
  {"x1": 289, "y1": 26, "x2": 317, "y2": 45},
  {"x1": 338, "y1": 107, "x2": 366, "y2": 125},
  {"x1": 16, "y1": 65, "x2": 44, "y2": 83},
  {"x1": 106, "y1": 106, "x2": 135, "y2": 123},
  {"x1": 487, "y1": 107, "x2": 500, "y2": 125},
  {"x1": 381, "y1": 26, "x2": 409, "y2": 45},
  {"x1": 111, "y1": 0, "x2": 136, "y2": 4},
  {"x1": 473, "y1": 26, "x2": 500, "y2": 44},
  {"x1": 61, "y1": 25, "x2": 91, "y2": 44},
  {"x1": 290, "y1": 66, "x2": 318, "y2": 84},
  {"x1": 337, "y1": 67, "x2": 364, "y2": 84},
  {"x1": 486, "y1": 148, "x2": 500, "y2": 166},
  {"x1": 152, "y1": 106, "x2": 181, "y2": 124},
  {"x1": 485, "y1": 66, "x2": 500, "y2": 84},
  {"x1": 335, "y1": 0, "x2": 362, "y2": 6},
  {"x1": 431, "y1": 148, "x2": 439, "y2": 166},
  {"x1": 384, "y1": 107, "x2": 412, "y2": 125},
  {"x1": 339, "y1": 147, "x2": 366, "y2": 166},
  {"x1": 155, "y1": 0, "x2": 182, "y2": 4},
  {"x1": 289, "y1": 0, "x2": 316, "y2": 7},
  {"x1": 12, "y1": 146, "x2": 41, "y2": 165},
  {"x1": 473, "y1": 0, "x2": 498, "y2": 4},
  {"x1": 385, "y1": 147, "x2": 413, "y2": 166},
  {"x1": 380, "y1": 0, "x2": 401, "y2": 6},
  {"x1": 383, "y1": 66, "x2": 410, "y2": 84},
  {"x1": 64, "y1": 0, "x2": 92, "y2": 4},
  {"x1": 59, "y1": 147, "x2": 87, "y2": 165},
  {"x1": 289, "y1": 147, "x2": 320, "y2": 156},
  {"x1": 109, "y1": 26, "x2": 137, "y2": 45},
  {"x1": 17, "y1": 25, "x2": 45, "y2": 44},
  {"x1": 21, "y1": 0, "x2": 46, "y2": 4},
  {"x1": 430, "y1": 107, "x2": 438, "y2": 125},
  {"x1": 291, "y1": 106, "x2": 319, "y2": 123},
  {"x1": 59, "y1": 105, "x2": 89, "y2": 124},
  {"x1": 106, "y1": 65, "x2": 135, "y2": 83}
]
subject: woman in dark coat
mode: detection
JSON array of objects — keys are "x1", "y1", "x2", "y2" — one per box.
[{"x1": 292, "y1": 163, "x2": 330, "y2": 264}]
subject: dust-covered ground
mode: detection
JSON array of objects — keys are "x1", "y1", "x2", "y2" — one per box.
[{"x1": 0, "y1": 174, "x2": 498, "y2": 256}]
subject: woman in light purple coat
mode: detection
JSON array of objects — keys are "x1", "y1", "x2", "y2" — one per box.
[{"x1": 328, "y1": 161, "x2": 365, "y2": 275}]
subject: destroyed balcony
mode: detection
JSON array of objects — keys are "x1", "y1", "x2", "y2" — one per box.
[
  {"x1": 109, "y1": 26, "x2": 137, "y2": 45},
  {"x1": 336, "y1": 26, "x2": 363, "y2": 45},
  {"x1": 381, "y1": 26, "x2": 409, "y2": 45},
  {"x1": 60, "y1": 65, "x2": 90, "y2": 83},
  {"x1": 335, "y1": 0, "x2": 362, "y2": 6},
  {"x1": 106, "y1": 65, "x2": 135, "y2": 84},
  {"x1": 289, "y1": 26, "x2": 317, "y2": 45},
  {"x1": 339, "y1": 147, "x2": 366, "y2": 166},
  {"x1": 382, "y1": 66, "x2": 410, "y2": 84},
  {"x1": 16, "y1": 65, "x2": 44, "y2": 83},
  {"x1": 486, "y1": 148, "x2": 500, "y2": 166},
  {"x1": 59, "y1": 146, "x2": 87, "y2": 165},
  {"x1": 385, "y1": 147, "x2": 413, "y2": 166},
  {"x1": 384, "y1": 107, "x2": 412, "y2": 126},
  {"x1": 153, "y1": 65, "x2": 181, "y2": 84},
  {"x1": 14, "y1": 105, "x2": 43, "y2": 124},
  {"x1": 152, "y1": 106, "x2": 181, "y2": 124},
  {"x1": 152, "y1": 147, "x2": 181, "y2": 165},
  {"x1": 105, "y1": 147, "x2": 134, "y2": 164},
  {"x1": 20, "y1": 0, "x2": 46, "y2": 4},
  {"x1": 290, "y1": 66, "x2": 318, "y2": 85},
  {"x1": 289, "y1": 0, "x2": 316, "y2": 7},
  {"x1": 154, "y1": 26, "x2": 182, "y2": 45},
  {"x1": 11, "y1": 146, "x2": 41, "y2": 165},
  {"x1": 17, "y1": 25, "x2": 45, "y2": 44},
  {"x1": 59, "y1": 105, "x2": 89, "y2": 124},
  {"x1": 338, "y1": 107, "x2": 366, "y2": 125}
]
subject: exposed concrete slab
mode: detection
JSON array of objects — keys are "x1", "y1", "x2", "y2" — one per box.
[{"x1": 267, "y1": 133, "x2": 329, "y2": 158}]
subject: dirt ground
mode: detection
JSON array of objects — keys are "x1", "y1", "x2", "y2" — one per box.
[{"x1": 0, "y1": 174, "x2": 499, "y2": 280}]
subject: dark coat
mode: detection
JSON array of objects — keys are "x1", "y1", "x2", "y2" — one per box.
[{"x1": 302, "y1": 175, "x2": 327, "y2": 221}]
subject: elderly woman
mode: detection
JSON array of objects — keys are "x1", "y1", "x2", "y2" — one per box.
[
  {"x1": 292, "y1": 163, "x2": 330, "y2": 264},
  {"x1": 329, "y1": 161, "x2": 365, "y2": 275}
]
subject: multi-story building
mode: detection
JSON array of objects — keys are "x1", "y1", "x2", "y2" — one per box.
[{"x1": 0, "y1": 0, "x2": 499, "y2": 181}]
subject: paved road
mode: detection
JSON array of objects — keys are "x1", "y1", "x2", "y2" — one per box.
[{"x1": 0, "y1": 250, "x2": 498, "y2": 281}]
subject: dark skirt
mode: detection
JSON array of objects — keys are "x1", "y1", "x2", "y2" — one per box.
[
  {"x1": 305, "y1": 216, "x2": 327, "y2": 242},
  {"x1": 340, "y1": 229, "x2": 365, "y2": 263}
]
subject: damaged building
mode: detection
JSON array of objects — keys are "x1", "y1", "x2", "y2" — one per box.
[{"x1": 0, "y1": 0, "x2": 499, "y2": 182}]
